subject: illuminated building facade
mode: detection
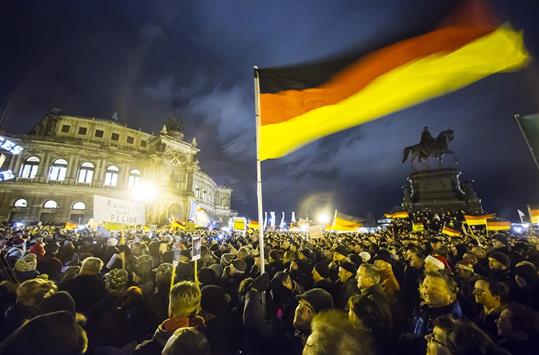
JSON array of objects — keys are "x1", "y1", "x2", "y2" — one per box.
[{"x1": 0, "y1": 112, "x2": 233, "y2": 225}]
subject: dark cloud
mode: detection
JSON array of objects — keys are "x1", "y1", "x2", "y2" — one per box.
[{"x1": 1, "y1": 0, "x2": 538, "y2": 221}]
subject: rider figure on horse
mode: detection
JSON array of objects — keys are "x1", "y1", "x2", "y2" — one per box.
[{"x1": 419, "y1": 126, "x2": 435, "y2": 157}]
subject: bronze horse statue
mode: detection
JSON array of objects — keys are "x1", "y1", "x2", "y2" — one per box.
[{"x1": 402, "y1": 129, "x2": 458, "y2": 170}]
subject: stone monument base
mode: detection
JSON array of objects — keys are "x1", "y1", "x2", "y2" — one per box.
[{"x1": 402, "y1": 168, "x2": 482, "y2": 212}]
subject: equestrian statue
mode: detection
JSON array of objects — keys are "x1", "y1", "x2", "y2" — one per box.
[{"x1": 402, "y1": 127, "x2": 458, "y2": 170}]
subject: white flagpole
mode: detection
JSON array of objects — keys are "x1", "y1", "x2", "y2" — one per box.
[{"x1": 254, "y1": 66, "x2": 266, "y2": 275}]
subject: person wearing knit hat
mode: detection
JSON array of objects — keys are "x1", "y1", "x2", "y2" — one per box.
[
  {"x1": 198, "y1": 267, "x2": 218, "y2": 286},
  {"x1": 488, "y1": 251, "x2": 511, "y2": 271},
  {"x1": 231, "y1": 259, "x2": 247, "y2": 273},
  {"x1": 38, "y1": 291, "x2": 76, "y2": 316},
  {"x1": 200, "y1": 285, "x2": 230, "y2": 316},
  {"x1": 14, "y1": 253, "x2": 40, "y2": 281},
  {"x1": 424, "y1": 255, "x2": 445, "y2": 272},
  {"x1": 104, "y1": 269, "x2": 129, "y2": 296},
  {"x1": 336, "y1": 261, "x2": 359, "y2": 308},
  {"x1": 293, "y1": 288, "x2": 334, "y2": 334},
  {"x1": 209, "y1": 263, "x2": 224, "y2": 279},
  {"x1": 359, "y1": 251, "x2": 371, "y2": 263}
]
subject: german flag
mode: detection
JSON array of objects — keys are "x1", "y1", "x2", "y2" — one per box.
[
  {"x1": 486, "y1": 220, "x2": 511, "y2": 231},
  {"x1": 412, "y1": 222, "x2": 425, "y2": 232},
  {"x1": 387, "y1": 211, "x2": 409, "y2": 219},
  {"x1": 464, "y1": 215, "x2": 489, "y2": 226},
  {"x1": 256, "y1": 1, "x2": 529, "y2": 160},
  {"x1": 330, "y1": 210, "x2": 362, "y2": 231},
  {"x1": 442, "y1": 225, "x2": 462, "y2": 237},
  {"x1": 529, "y1": 207, "x2": 539, "y2": 224},
  {"x1": 248, "y1": 220, "x2": 260, "y2": 229}
]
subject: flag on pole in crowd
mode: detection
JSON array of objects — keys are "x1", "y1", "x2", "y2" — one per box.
[
  {"x1": 528, "y1": 206, "x2": 539, "y2": 224},
  {"x1": 270, "y1": 212, "x2": 276, "y2": 229},
  {"x1": 515, "y1": 113, "x2": 539, "y2": 171},
  {"x1": 263, "y1": 211, "x2": 268, "y2": 230},
  {"x1": 517, "y1": 209, "x2": 526, "y2": 223},
  {"x1": 254, "y1": 1, "x2": 530, "y2": 160},
  {"x1": 385, "y1": 211, "x2": 409, "y2": 219},
  {"x1": 464, "y1": 214, "x2": 489, "y2": 226},
  {"x1": 442, "y1": 225, "x2": 462, "y2": 237},
  {"x1": 330, "y1": 210, "x2": 362, "y2": 231},
  {"x1": 486, "y1": 220, "x2": 511, "y2": 231},
  {"x1": 248, "y1": 220, "x2": 259, "y2": 230},
  {"x1": 291, "y1": 211, "x2": 296, "y2": 223},
  {"x1": 412, "y1": 222, "x2": 425, "y2": 232},
  {"x1": 279, "y1": 212, "x2": 285, "y2": 230}
]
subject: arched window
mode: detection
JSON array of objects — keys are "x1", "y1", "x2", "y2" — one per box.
[
  {"x1": 77, "y1": 162, "x2": 94, "y2": 184},
  {"x1": 20, "y1": 156, "x2": 40, "y2": 179},
  {"x1": 202, "y1": 189, "x2": 207, "y2": 202},
  {"x1": 48, "y1": 158, "x2": 68, "y2": 181},
  {"x1": 72, "y1": 201, "x2": 85, "y2": 210},
  {"x1": 195, "y1": 184, "x2": 200, "y2": 198},
  {"x1": 104, "y1": 165, "x2": 119, "y2": 187},
  {"x1": 43, "y1": 200, "x2": 58, "y2": 208},
  {"x1": 13, "y1": 199, "x2": 27, "y2": 208},
  {"x1": 128, "y1": 169, "x2": 141, "y2": 189}
]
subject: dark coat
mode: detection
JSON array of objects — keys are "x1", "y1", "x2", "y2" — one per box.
[{"x1": 60, "y1": 274, "x2": 106, "y2": 312}]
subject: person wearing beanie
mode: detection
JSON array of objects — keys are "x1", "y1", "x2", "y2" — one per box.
[
  {"x1": 60, "y1": 257, "x2": 106, "y2": 312},
  {"x1": 14, "y1": 253, "x2": 40, "y2": 282},
  {"x1": 335, "y1": 261, "x2": 359, "y2": 309},
  {"x1": 293, "y1": 288, "x2": 335, "y2": 341},
  {"x1": 311, "y1": 262, "x2": 335, "y2": 298},
  {"x1": 199, "y1": 285, "x2": 236, "y2": 355},
  {"x1": 36, "y1": 242, "x2": 62, "y2": 282},
  {"x1": 488, "y1": 251, "x2": 512, "y2": 283},
  {"x1": 198, "y1": 267, "x2": 218, "y2": 286},
  {"x1": 29, "y1": 242, "x2": 45, "y2": 257}
]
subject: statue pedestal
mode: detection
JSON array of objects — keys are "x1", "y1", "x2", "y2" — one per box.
[{"x1": 402, "y1": 168, "x2": 482, "y2": 212}]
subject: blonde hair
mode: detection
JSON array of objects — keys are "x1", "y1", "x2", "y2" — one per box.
[
  {"x1": 80, "y1": 257, "x2": 103, "y2": 275},
  {"x1": 17, "y1": 278, "x2": 58, "y2": 307},
  {"x1": 169, "y1": 281, "x2": 201, "y2": 318}
]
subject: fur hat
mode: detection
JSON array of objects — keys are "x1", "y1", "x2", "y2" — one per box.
[{"x1": 14, "y1": 253, "x2": 37, "y2": 273}]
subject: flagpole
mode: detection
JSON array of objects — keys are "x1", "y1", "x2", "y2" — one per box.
[
  {"x1": 254, "y1": 66, "x2": 266, "y2": 275},
  {"x1": 515, "y1": 114, "x2": 539, "y2": 172}
]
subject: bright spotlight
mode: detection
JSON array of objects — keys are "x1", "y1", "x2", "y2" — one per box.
[
  {"x1": 131, "y1": 182, "x2": 159, "y2": 202},
  {"x1": 317, "y1": 213, "x2": 331, "y2": 225}
]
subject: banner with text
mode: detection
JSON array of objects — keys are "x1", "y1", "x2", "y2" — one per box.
[{"x1": 93, "y1": 195, "x2": 145, "y2": 225}]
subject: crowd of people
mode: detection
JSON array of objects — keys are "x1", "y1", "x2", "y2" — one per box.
[{"x1": 0, "y1": 214, "x2": 538, "y2": 355}]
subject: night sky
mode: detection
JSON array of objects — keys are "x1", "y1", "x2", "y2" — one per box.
[{"x1": 1, "y1": 0, "x2": 538, "y2": 222}]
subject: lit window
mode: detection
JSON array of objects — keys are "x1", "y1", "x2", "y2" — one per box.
[
  {"x1": 13, "y1": 199, "x2": 27, "y2": 208},
  {"x1": 72, "y1": 201, "x2": 85, "y2": 210},
  {"x1": 20, "y1": 156, "x2": 40, "y2": 179},
  {"x1": 128, "y1": 169, "x2": 141, "y2": 188},
  {"x1": 77, "y1": 162, "x2": 94, "y2": 184},
  {"x1": 43, "y1": 200, "x2": 58, "y2": 208},
  {"x1": 48, "y1": 159, "x2": 68, "y2": 181},
  {"x1": 104, "y1": 165, "x2": 119, "y2": 186}
]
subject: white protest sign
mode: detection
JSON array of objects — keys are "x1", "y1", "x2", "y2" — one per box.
[
  {"x1": 93, "y1": 195, "x2": 145, "y2": 225},
  {"x1": 308, "y1": 224, "x2": 324, "y2": 239},
  {"x1": 191, "y1": 237, "x2": 201, "y2": 261}
]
